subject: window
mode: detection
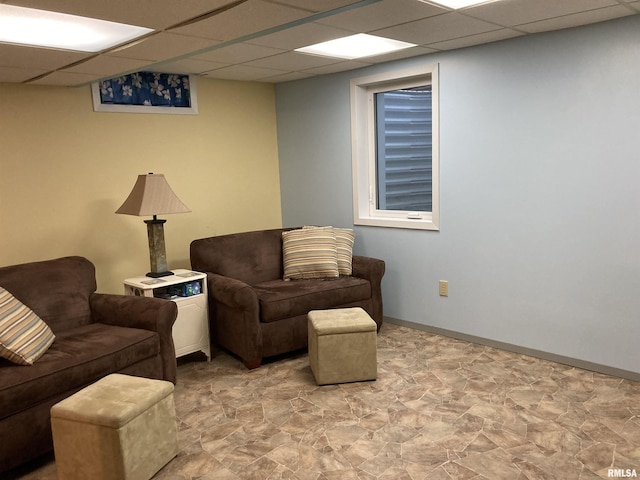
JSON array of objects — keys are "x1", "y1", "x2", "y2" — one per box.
[{"x1": 351, "y1": 64, "x2": 439, "y2": 230}]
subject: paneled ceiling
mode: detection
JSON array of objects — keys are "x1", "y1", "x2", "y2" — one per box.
[{"x1": 1, "y1": 0, "x2": 638, "y2": 86}]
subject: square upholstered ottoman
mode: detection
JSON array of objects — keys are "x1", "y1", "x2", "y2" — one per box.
[
  {"x1": 308, "y1": 307, "x2": 377, "y2": 385},
  {"x1": 50, "y1": 374, "x2": 178, "y2": 480}
]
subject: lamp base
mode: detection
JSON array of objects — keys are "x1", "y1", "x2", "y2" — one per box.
[
  {"x1": 145, "y1": 218, "x2": 171, "y2": 278},
  {"x1": 146, "y1": 271, "x2": 174, "y2": 278}
]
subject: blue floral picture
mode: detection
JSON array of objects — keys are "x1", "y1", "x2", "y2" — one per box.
[{"x1": 92, "y1": 72, "x2": 198, "y2": 114}]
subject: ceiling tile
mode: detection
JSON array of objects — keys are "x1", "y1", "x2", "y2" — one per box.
[
  {"x1": 463, "y1": 0, "x2": 619, "y2": 27},
  {"x1": 170, "y1": 0, "x2": 312, "y2": 42},
  {"x1": 109, "y1": 32, "x2": 221, "y2": 62},
  {"x1": 0, "y1": 44, "x2": 90, "y2": 70},
  {"x1": 265, "y1": 0, "x2": 362, "y2": 13},
  {"x1": 203, "y1": 63, "x2": 288, "y2": 81},
  {"x1": 62, "y1": 55, "x2": 152, "y2": 76},
  {"x1": 193, "y1": 42, "x2": 286, "y2": 64},
  {"x1": 261, "y1": 71, "x2": 315, "y2": 83},
  {"x1": 316, "y1": 0, "x2": 447, "y2": 33},
  {"x1": 248, "y1": 22, "x2": 352, "y2": 49},
  {"x1": 517, "y1": 5, "x2": 634, "y2": 33},
  {"x1": 26, "y1": 70, "x2": 102, "y2": 86},
  {"x1": 244, "y1": 51, "x2": 343, "y2": 70},
  {"x1": 147, "y1": 58, "x2": 228, "y2": 75},
  {"x1": 4, "y1": 0, "x2": 238, "y2": 29},
  {"x1": 374, "y1": 12, "x2": 501, "y2": 46},
  {"x1": 427, "y1": 28, "x2": 524, "y2": 51},
  {"x1": 300, "y1": 60, "x2": 372, "y2": 76},
  {"x1": 0, "y1": 65, "x2": 48, "y2": 83},
  {"x1": 364, "y1": 45, "x2": 438, "y2": 63}
]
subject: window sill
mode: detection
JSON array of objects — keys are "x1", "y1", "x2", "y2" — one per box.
[{"x1": 354, "y1": 215, "x2": 439, "y2": 231}]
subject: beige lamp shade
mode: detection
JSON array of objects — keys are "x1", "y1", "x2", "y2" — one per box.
[{"x1": 116, "y1": 173, "x2": 190, "y2": 217}]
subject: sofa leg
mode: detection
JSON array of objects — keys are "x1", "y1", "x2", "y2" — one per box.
[{"x1": 243, "y1": 359, "x2": 261, "y2": 370}]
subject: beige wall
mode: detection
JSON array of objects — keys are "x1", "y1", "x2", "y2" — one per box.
[{"x1": 0, "y1": 78, "x2": 282, "y2": 293}]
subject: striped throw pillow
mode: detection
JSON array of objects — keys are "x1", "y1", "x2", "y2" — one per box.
[
  {"x1": 303, "y1": 226, "x2": 355, "y2": 276},
  {"x1": 0, "y1": 286, "x2": 55, "y2": 365},
  {"x1": 333, "y1": 227, "x2": 355, "y2": 276},
  {"x1": 282, "y1": 228, "x2": 339, "y2": 280}
]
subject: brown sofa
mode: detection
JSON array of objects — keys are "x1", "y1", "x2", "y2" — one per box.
[
  {"x1": 0, "y1": 256, "x2": 177, "y2": 473},
  {"x1": 190, "y1": 228, "x2": 385, "y2": 369}
]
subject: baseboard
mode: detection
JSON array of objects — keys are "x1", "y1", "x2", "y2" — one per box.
[{"x1": 384, "y1": 316, "x2": 640, "y2": 382}]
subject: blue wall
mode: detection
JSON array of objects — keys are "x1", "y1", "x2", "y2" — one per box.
[{"x1": 276, "y1": 15, "x2": 640, "y2": 375}]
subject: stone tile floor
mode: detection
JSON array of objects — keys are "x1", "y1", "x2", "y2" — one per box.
[{"x1": 14, "y1": 323, "x2": 640, "y2": 479}]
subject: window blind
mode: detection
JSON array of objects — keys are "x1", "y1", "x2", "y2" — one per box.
[{"x1": 375, "y1": 85, "x2": 433, "y2": 212}]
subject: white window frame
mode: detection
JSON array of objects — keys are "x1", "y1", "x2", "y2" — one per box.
[{"x1": 351, "y1": 63, "x2": 439, "y2": 230}]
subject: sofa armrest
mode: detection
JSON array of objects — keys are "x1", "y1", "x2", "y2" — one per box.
[
  {"x1": 206, "y1": 273, "x2": 262, "y2": 368},
  {"x1": 208, "y1": 273, "x2": 259, "y2": 310},
  {"x1": 352, "y1": 256, "x2": 385, "y2": 284},
  {"x1": 352, "y1": 256, "x2": 386, "y2": 329},
  {"x1": 89, "y1": 293, "x2": 178, "y2": 383}
]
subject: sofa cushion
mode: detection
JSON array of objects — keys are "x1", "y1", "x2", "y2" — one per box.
[
  {"x1": 282, "y1": 228, "x2": 339, "y2": 280},
  {"x1": 0, "y1": 287, "x2": 55, "y2": 365},
  {"x1": 0, "y1": 322, "x2": 159, "y2": 419},
  {"x1": 191, "y1": 229, "x2": 287, "y2": 285},
  {"x1": 253, "y1": 277, "x2": 371, "y2": 323},
  {"x1": 0, "y1": 256, "x2": 96, "y2": 333}
]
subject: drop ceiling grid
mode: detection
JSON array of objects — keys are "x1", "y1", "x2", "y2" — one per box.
[
  {"x1": 314, "y1": 0, "x2": 449, "y2": 33},
  {"x1": 169, "y1": 0, "x2": 315, "y2": 42},
  {"x1": 0, "y1": 0, "x2": 638, "y2": 85}
]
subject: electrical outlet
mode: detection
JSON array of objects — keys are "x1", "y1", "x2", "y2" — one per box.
[{"x1": 439, "y1": 280, "x2": 448, "y2": 297}]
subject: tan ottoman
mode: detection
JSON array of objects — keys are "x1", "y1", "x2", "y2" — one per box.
[
  {"x1": 308, "y1": 307, "x2": 377, "y2": 385},
  {"x1": 50, "y1": 374, "x2": 178, "y2": 480}
]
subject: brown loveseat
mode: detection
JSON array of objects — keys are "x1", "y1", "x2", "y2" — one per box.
[
  {"x1": 0, "y1": 256, "x2": 177, "y2": 473},
  {"x1": 190, "y1": 228, "x2": 385, "y2": 369}
]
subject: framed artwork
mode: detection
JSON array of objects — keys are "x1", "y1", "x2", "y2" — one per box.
[{"x1": 91, "y1": 72, "x2": 198, "y2": 114}]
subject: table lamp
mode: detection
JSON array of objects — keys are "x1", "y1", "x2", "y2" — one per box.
[{"x1": 116, "y1": 173, "x2": 190, "y2": 277}]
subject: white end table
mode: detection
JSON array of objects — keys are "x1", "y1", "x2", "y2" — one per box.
[{"x1": 124, "y1": 269, "x2": 210, "y2": 360}]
